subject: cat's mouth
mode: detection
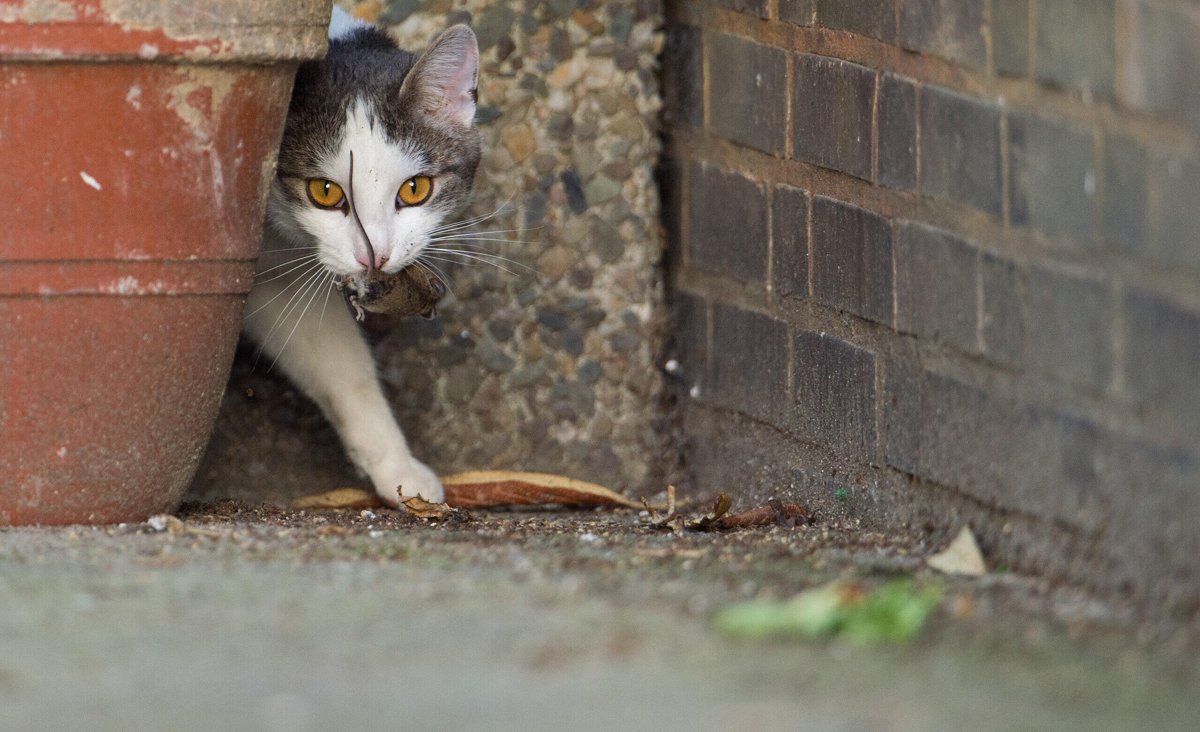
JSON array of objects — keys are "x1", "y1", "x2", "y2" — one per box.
[{"x1": 334, "y1": 264, "x2": 446, "y2": 323}]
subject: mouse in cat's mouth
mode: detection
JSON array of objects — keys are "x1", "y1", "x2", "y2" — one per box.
[{"x1": 334, "y1": 264, "x2": 446, "y2": 323}]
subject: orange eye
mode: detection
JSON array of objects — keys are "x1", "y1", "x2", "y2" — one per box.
[
  {"x1": 306, "y1": 178, "x2": 345, "y2": 209},
  {"x1": 397, "y1": 175, "x2": 433, "y2": 207}
]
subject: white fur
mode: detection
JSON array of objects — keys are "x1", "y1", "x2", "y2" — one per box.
[
  {"x1": 328, "y1": 6, "x2": 367, "y2": 41},
  {"x1": 244, "y1": 229, "x2": 444, "y2": 504},
  {"x1": 295, "y1": 100, "x2": 444, "y2": 275}
]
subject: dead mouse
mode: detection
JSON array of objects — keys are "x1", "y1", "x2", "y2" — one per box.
[{"x1": 335, "y1": 264, "x2": 446, "y2": 329}]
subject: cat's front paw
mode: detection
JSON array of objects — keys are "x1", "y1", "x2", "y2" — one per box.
[{"x1": 375, "y1": 459, "x2": 444, "y2": 505}]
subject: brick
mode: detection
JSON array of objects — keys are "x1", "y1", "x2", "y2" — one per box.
[
  {"x1": 882, "y1": 366, "x2": 1103, "y2": 529},
  {"x1": 992, "y1": 0, "x2": 1029, "y2": 76},
  {"x1": 1122, "y1": 3, "x2": 1200, "y2": 131},
  {"x1": 792, "y1": 54, "x2": 875, "y2": 181},
  {"x1": 1147, "y1": 155, "x2": 1200, "y2": 270},
  {"x1": 772, "y1": 185, "x2": 809, "y2": 299},
  {"x1": 709, "y1": 33, "x2": 788, "y2": 156},
  {"x1": 894, "y1": 222, "x2": 978, "y2": 352},
  {"x1": 1008, "y1": 113, "x2": 1097, "y2": 243},
  {"x1": 1026, "y1": 266, "x2": 1113, "y2": 390},
  {"x1": 810, "y1": 197, "x2": 893, "y2": 324},
  {"x1": 1124, "y1": 291, "x2": 1200, "y2": 438},
  {"x1": 671, "y1": 290, "x2": 708, "y2": 388},
  {"x1": 1035, "y1": 0, "x2": 1115, "y2": 100},
  {"x1": 919, "y1": 86, "x2": 1002, "y2": 216},
  {"x1": 687, "y1": 162, "x2": 768, "y2": 283},
  {"x1": 980, "y1": 253, "x2": 1024, "y2": 368},
  {"x1": 792, "y1": 331, "x2": 877, "y2": 458},
  {"x1": 707, "y1": 303, "x2": 790, "y2": 423},
  {"x1": 777, "y1": 0, "x2": 816, "y2": 25},
  {"x1": 877, "y1": 73, "x2": 917, "y2": 190},
  {"x1": 778, "y1": 0, "x2": 815, "y2": 26},
  {"x1": 661, "y1": 25, "x2": 703, "y2": 129},
  {"x1": 1102, "y1": 136, "x2": 1146, "y2": 253},
  {"x1": 812, "y1": 0, "x2": 896, "y2": 41},
  {"x1": 899, "y1": 0, "x2": 986, "y2": 68},
  {"x1": 712, "y1": 0, "x2": 769, "y2": 18}
]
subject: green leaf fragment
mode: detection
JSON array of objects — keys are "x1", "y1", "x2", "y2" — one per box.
[{"x1": 714, "y1": 580, "x2": 942, "y2": 644}]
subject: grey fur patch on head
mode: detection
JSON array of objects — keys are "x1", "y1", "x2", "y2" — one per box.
[{"x1": 272, "y1": 24, "x2": 483, "y2": 223}]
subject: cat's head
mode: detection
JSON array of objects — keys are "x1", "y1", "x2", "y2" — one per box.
[{"x1": 269, "y1": 24, "x2": 482, "y2": 277}]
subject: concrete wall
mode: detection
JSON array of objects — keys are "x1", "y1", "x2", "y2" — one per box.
[{"x1": 661, "y1": 0, "x2": 1200, "y2": 616}]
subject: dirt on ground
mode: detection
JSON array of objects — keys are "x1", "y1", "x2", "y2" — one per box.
[{"x1": 4, "y1": 498, "x2": 1200, "y2": 730}]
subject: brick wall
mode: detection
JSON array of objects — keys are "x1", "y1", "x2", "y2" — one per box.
[{"x1": 661, "y1": 0, "x2": 1200, "y2": 616}]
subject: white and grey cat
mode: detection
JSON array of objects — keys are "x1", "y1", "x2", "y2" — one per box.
[{"x1": 243, "y1": 9, "x2": 482, "y2": 504}]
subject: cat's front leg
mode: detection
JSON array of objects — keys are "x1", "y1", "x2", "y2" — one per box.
[{"x1": 243, "y1": 273, "x2": 444, "y2": 504}]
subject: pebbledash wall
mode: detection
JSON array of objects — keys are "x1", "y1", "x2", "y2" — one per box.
[{"x1": 660, "y1": 0, "x2": 1200, "y2": 616}]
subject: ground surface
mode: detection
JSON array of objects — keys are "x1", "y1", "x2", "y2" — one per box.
[{"x1": 2, "y1": 503, "x2": 1197, "y2": 731}]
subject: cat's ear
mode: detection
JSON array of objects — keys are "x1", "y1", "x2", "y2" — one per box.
[{"x1": 400, "y1": 24, "x2": 479, "y2": 128}]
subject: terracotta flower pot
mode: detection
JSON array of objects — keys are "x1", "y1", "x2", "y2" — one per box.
[{"x1": 0, "y1": 0, "x2": 330, "y2": 524}]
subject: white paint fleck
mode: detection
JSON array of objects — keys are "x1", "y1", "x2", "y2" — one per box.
[
  {"x1": 106, "y1": 276, "x2": 140, "y2": 295},
  {"x1": 689, "y1": 383, "x2": 701, "y2": 399},
  {"x1": 56, "y1": 446, "x2": 67, "y2": 458},
  {"x1": 664, "y1": 358, "x2": 680, "y2": 374},
  {"x1": 125, "y1": 84, "x2": 142, "y2": 110},
  {"x1": 79, "y1": 171, "x2": 101, "y2": 191},
  {"x1": 138, "y1": 43, "x2": 159, "y2": 59}
]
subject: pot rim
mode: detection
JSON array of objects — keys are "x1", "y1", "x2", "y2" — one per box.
[{"x1": 0, "y1": 0, "x2": 331, "y2": 63}]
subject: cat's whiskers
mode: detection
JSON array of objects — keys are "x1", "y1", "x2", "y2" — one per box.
[
  {"x1": 414, "y1": 256, "x2": 453, "y2": 297},
  {"x1": 251, "y1": 261, "x2": 328, "y2": 366},
  {"x1": 254, "y1": 253, "x2": 322, "y2": 283},
  {"x1": 244, "y1": 259, "x2": 325, "y2": 319},
  {"x1": 269, "y1": 269, "x2": 334, "y2": 371},
  {"x1": 420, "y1": 250, "x2": 524, "y2": 277},
  {"x1": 423, "y1": 245, "x2": 530, "y2": 269},
  {"x1": 428, "y1": 197, "x2": 516, "y2": 235}
]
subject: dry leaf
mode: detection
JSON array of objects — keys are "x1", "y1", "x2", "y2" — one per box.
[
  {"x1": 398, "y1": 496, "x2": 457, "y2": 520},
  {"x1": 713, "y1": 499, "x2": 813, "y2": 530},
  {"x1": 441, "y1": 470, "x2": 642, "y2": 509},
  {"x1": 926, "y1": 525, "x2": 987, "y2": 577},
  {"x1": 292, "y1": 488, "x2": 383, "y2": 510},
  {"x1": 685, "y1": 492, "x2": 733, "y2": 530},
  {"x1": 644, "y1": 485, "x2": 683, "y2": 532}
]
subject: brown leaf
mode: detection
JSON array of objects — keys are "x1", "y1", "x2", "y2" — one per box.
[
  {"x1": 292, "y1": 488, "x2": 383, "y2": 510},
  {"x1": 685, "y1": 492, "x2": 733, "y2": 530},
  {"x1": 398, "y1": 496, "x2": 457, "y2": 520},
  {"x1": 713, "y1": 500, "x2": 813, "y2": 530},
  {"x1": 441, "y1": 470, "x2": 642, "y2": 509}
]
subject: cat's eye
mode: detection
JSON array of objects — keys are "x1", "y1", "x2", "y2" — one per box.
[
  {"x1": 397, "y1": 175, "x2": 433, "y2": 207},
  {"x1": 306, "y1": 178, "x2": 345, "y2": 209}
]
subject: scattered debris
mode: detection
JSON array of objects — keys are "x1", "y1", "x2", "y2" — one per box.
[
  {"x1": 926, "y1": 525, "x2": 987, "y2": 577},
  {"x1": 645, "y1": 489, "x2": 813, "y2": 533},
  {"x1": 714, "y1": 579, "x2": 942, "y2": 644},
  {"x1": 144, "y1": 513, "x2": 224, "y2": 539},
  {"x1": 146, "y1": 514, "x2": 183, "y2": 534}
]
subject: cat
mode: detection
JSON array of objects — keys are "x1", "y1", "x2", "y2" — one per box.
[{"x1": 242, "y1": 7, "x2": 482, "y2": 505}]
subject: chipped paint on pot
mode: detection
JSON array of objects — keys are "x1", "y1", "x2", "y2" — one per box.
[{"x1": 0, "y1": 0, "x2": 331, "y2": 524}]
